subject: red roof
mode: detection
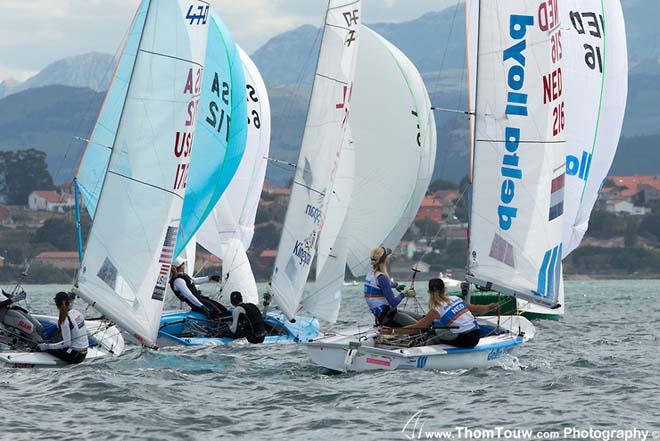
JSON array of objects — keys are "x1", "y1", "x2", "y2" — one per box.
[
  {"x1": 608, "y1": 176, "x2": 660, "y2": 197},
  {"x1": 35, "y1": 251, "x2": 79, "y2": 259},
  {"x1": 260, "y1": 250, "x2": 277, "y2": 258},
  {"x1": 420, "y1": 198, "x2": 442, "y2": 208},
  {"x1": 196, "y1": 252, "x2": 222, "y2": 265},
  {"x1": 31, "y1": 191, "x2": 73, "y2": 203},
  {"x1": 262, "y1": 183, "x2": 291, "y2": 196}
]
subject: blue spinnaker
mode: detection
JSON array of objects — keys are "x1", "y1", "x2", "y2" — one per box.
[
  {"x1": 77, "y1": 0, "x2": 150, "y2": 217},
  {"x1": 174, "y1": 10, "x2": 248, "y2": 257}
]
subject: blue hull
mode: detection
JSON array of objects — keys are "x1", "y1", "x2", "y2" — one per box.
[{"x1": 158, "y1": 310, "x2": 320, "y2": 347}]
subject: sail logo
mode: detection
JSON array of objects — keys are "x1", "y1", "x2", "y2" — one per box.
[
  {"x1": 185, "y1": 4, "x2": 209, "y2": 25},
  {"x1": 497, "y1": 14, "x2": 534, "y2": 231},
  {"x1": 293, "y1": 241, "x2": 312, "y2": 266},
  {"x1": 566, "y1": 151, "x2": 592, "y2": 181},
  {"x1": 305, "y1": 204, "x2": 322, "y2": 225},
  {"x1": 536, "y1": 244, "x2": 562, "y2": 298}
]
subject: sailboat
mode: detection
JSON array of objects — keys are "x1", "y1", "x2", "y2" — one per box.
[
  {"x1": 268, "y1": 0, "x2": 363, "y2": 325},
  {"x1": 469, "y1": 0, "x2": 628, "y2": 320},
  {"x1": 306, "y1": 0, "x2": 564, "y2": 372},
  {"x1": 0, "y1": 1, "x2": 211, "y2": 367},
  {"x1": 158, "y1": 37, "x2": 319, "y2": 346}
]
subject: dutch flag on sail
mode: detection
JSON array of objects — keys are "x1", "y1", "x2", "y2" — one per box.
[{"x1": 549, "y1": 174, "x2": 565, "y2": 221}]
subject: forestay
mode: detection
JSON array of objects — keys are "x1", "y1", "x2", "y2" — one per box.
[
  {"x1": 75, "y1": 0, "x2": 210, "y2": 347},
  {"x1": 271, "y1": 0, "x2": 362, "y2": 320},
  {"x1": 175, "y1": 9, "x2": 248, "y2": 257},
  {"x1": 561, "y1": 0, "x2": 628, "y2": 257},
  {"x1": 344, "y1": 26, "x2": 437, "y2": 277},
  {"x1": 467, "y1": 0, "x2": 565, "y2": 308},
  {"x1": 197, "y1": 47, "x2": 270, "y2": 305},
  {"x1": 77, "y1": 1, "x2": 150, "y2": 217}
]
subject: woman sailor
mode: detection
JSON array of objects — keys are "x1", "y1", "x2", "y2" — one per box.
[
  {"x1": 364, "y1": 246, "x2": 417, "y2": 327},
  {"x1": 383, "y1": 279, "x2": 498, "y2": 349},
  {"x1": 37, "y1": 292, "x2": 89, "y2": 364}
]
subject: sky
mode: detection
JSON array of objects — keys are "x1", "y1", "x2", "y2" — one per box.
[{"x1": 0, "y1": 0, "x2": 459, "y2": 82}]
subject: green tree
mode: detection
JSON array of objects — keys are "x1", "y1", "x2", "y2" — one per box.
[
  {"x1": 33, "y1": 218, "x2": 78, "y2": 250},
  {"x1": 0, "y1": 149, "x2": 54, "y2": 205}
]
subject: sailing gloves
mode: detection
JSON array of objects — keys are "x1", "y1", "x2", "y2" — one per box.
[{"x1": 395, "y1": 284, "x2": 406, "y2": 293}]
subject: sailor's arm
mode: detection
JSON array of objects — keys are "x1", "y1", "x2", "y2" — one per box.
[
  {"x1": 377, "y1": 274, "x2": 404, "y2": 307},
  {"x1": 192, "y1": 275, "x2": 221, "y2": 284},
  {"x1": 467, "y1": 302, "x2": 498, "y2": 315},
  {"x1": 384, "y1": 310, "x2": 440, "y2": 335},
  {"x1": 172, "y1": 278, "x2": 205, "y2": 308}
]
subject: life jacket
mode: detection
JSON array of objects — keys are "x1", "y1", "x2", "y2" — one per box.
[
  {"x1": 364, "y1": 271, "x2": 390, "y2": 317},
  {"x1": 61, "y1": 309, "x2": 89, "y2": 351},
  {"x1": 433, "y1": 297, "x2": 478, "y2": 334},
  {"x1": 237, "y1": 303, "x2": 266, "y2": 343},
  {"x1": 169, "y1": 273, "x2": 202, "y2": 304}
]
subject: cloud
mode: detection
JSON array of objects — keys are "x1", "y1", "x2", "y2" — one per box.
[{"x1": 0, "y1": 0, "x2": 459, "y2": 81}]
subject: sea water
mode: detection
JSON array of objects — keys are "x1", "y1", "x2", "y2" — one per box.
[{"x1": 1, "y1": 280, "x2": 659, "y2": 440}]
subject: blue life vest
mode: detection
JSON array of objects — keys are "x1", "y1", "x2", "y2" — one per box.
[{"x1": 364, "y1": 271, "x2": 389, "y2": 317}]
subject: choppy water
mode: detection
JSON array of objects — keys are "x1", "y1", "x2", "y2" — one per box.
[{"x1": 2, "y1": 280, "x2": 660, "y2": 440}]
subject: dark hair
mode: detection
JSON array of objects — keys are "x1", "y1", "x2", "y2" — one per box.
[
  {"x1": 230, "y1": 291, "x2": 243, "y2": 305},
  {"x1": 428, "y1": 278, "x2": 445, "y2": 294},
  {"x1": 54, "y1": 292, "x2": 71, "y2": 325}
]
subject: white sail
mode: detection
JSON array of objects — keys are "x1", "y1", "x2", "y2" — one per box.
[
  {"x1": 196, "y1": 47, "x2": 269, "y2": 305},
  {"x1": 467, "y1": 0, "x2": 565, "y2": 308},
  {"x1": 75, "y1": 0, "x2": 210, "y2": 347},
  {"x1": 305, "y1": 133, "x2": 355, "y2": 323},
  {"x1": 561, "y1": 0, "x2": 628, "y2": 257},
  {"x1": 271, "y1": 0, "x2": 362, "y2": 320},
  {"x1": 345, "y1": 26, "x2": 437, "y2": 276}
]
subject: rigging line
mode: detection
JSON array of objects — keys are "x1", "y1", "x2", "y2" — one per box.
[
  {"x1": 73, "y1": 137, "x2": 112, "y2": 150},
  {"x1": 429, "y1": 0, "x2": 463, "y2": 99},
  {"x1": 430, "y1": 107, "x2": 474, "y2": 115},
  {"x1": 292, "y1": 180, "x2": 325, "y2": 197},
  {"x1": 328, "y1": 0, "x2": 361, "y2": 11},
  {"x1": 315, "y1": 73, "x2": 348, "y2": 85},
  {"x1": 107, "y1": 171, "x2": 183, "y2": 199},
  {"x1": 138, "y1": 49, "x2": 203, "y2": 68}
]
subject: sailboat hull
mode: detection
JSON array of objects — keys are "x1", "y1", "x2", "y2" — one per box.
[
  {"x1": 157, "y1": 310, "x2": 320, "y2": 346},
  {"x1": 305, "y1": 317, "x2": 533, "y2": 373},
  {"x1": 0, "y1": 317, "x2": 125, "y2": 368}
]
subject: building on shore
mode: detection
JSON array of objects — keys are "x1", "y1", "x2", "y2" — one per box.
[
  {"x1": 28, "y1": 191, "x2": 74, "y2": 212},
  {"x1": 33, "y1": 251, "x2": 79, "y2": 270}
]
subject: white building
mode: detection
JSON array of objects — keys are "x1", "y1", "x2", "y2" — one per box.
[
  {"x1": 605, "y1": 200, "x2": 649, "y2": 216},
  {"x1": 28, "y1": 191, "x2": 74, "y2": 212}
]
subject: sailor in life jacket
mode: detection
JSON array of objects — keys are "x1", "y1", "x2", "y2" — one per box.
[
  {"x1": 364, "y1": 246, "x2": 417, "y2": 327},
  {"x1": 382, "y1": 279, "x2": 499, "y2": 349},
  {"x1": 37, "y1": 292, "x2": 89, "y2": 364},
  {"x1": 169, "y1": 256, "x2": 229, "y2": 320},
  {"x1": 225, "y1": 291, "x2": 267, "y2": 344}
]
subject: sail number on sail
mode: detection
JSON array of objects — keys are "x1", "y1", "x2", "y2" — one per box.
[
  {"x1": 174, "y1": 67, "x2": 203, "y2": 190},
  {"x1": 205, "y1": 73, "x2": 232, "y2": 142}
]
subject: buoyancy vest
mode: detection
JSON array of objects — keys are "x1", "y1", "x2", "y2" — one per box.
[
  {"x1": 364, "y1": 271, "x2": 389, "y2": 316},
  {"x1": 63, "y1": 309, "x2": 89, "y2": 351},
  {"x1": 238, "y1": 303, "x2": 266, "y2": 342},
  {"x1": 169, "y1": 273, "x2": 202, "y2": 304},
  {"x1": 433, "y1": 297, "x2": 478, "y2": 334}
]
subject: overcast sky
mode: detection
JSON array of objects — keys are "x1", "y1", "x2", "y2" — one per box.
[{"x1": 0, "y1": 0, "x2": 459, "y2": 82}]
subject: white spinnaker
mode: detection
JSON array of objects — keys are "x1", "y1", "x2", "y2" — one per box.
[
  {"x1": 271, "y1": 0, "x2": 362, "y2": 320},
  {"x1": 561, "y1": 0, "x2": 628, "y2": 257},
  {"x1": 345, "y1": 26, "x2": 437, "y2": 277},
  {"x1": 305, "y1": 135, "x2": 355, "y2": 323},
  {"x1": 197, "y1": 48, "x2": 270, "y2": 304},
  {"x1": 75, "y1": 0, "x2": 209, "y2": 347},
  {"x1": 467, "y1": 1, "x2": 565, "y2": 308}
]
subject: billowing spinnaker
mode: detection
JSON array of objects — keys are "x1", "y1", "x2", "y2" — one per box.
[
  {"x1": 344, "y1": 26, "x2": 436, "y2": 276},
  {"x1": 561, "y1": 0, "x2": 628, "y2": 257},
  {"x1": 75, "y1": 0, "x2": 210, "y2": 347},
  {"x1": 197, "y1": 47, "x2": 270, "y2": 305},
  {"x1": 198, "y1": 47, "x2": 270, "y2": 253},
  {"x1": 467, "y1": 1, "x2": 565, "y2": 308},
  {"x1": 77, "y1": 1, "x2": 150, "y2": 217},
  {"x1": 271, "y1": 0, "x2": 362, "y2": 320},
  {"x1": 175, "y1": 10, "x2": 248, "y2": 256}
]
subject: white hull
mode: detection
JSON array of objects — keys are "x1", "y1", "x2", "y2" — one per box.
[
  {"x1": 306, "y1": 317, "x2": 534, "y2": 373},
  {"x1": 0, "y1": 317, "x2": 124, "y2": 369}
]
